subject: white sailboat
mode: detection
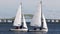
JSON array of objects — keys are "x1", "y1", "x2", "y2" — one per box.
[
  {"x1": 10, "y1": 2, "x2": 28, "y2": 32},
  {"x1": 29, "y1": 1, "x2": 48, "y2": 32}
]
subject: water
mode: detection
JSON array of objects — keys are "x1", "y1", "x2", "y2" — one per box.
[{"x1": 0, "y1": 22, "x2": 60, "y2": 34}]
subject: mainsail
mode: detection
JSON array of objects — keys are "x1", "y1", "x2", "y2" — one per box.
[
  {"x1": 13, "y1": 3, "x2": 22, "y2": 26},
  {"x1": 30, "y1": 1, "x2": 42, "y2": 27}
]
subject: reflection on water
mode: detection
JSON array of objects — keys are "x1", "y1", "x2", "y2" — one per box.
[
  {"x1": 13, "y1": 31, "x2": 47, "y2": 34},
  {"x1": 30, "y1": 32, "x2": 47, "y2": 34},
  {"x1": 14, "y1": 32, "x2": 47, "y2": 34}
]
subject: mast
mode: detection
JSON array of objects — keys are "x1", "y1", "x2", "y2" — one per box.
[
  {"x1": 20, "y1": 1, "x2": 27, "y2": 28},
  {"x1": 41, "y1": 1, "x2": 48, "y2": 29},
  {"x1": 40, "y1": 1, "x2": 43, "y2": 28}
]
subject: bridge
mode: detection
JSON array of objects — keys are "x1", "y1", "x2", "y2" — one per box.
[{"x1": 0, "y1": 14, "x2": 60, "y2": 23}]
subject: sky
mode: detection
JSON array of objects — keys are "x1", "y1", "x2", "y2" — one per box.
[{"x1": 0, "y1": 0, "x2": 60, "y2": 19}]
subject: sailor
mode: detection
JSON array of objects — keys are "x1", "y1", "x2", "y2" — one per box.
[
  {"x1": 15, "y1": 26, "x2": 20, "y2": 29},
  {"x1": 20, "y1": 22, "x2": 23, "y2": 29}
]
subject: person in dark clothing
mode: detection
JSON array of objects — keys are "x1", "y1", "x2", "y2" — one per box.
[
  {"x1": 34, "y1": 28, "x2": 37, "y2": 30},
  {"x1": 20, "y1": 22, "x2": 23, "y2": 29},
  {"x1": 20, "y1": 25, "x2": 23, "y2": 29},
  {"x1": 15, "y1": 26, "x2": 19, "y2": 29},
  {"x1": 40, "y1": 27, "x2": 42, "y2": 30}
]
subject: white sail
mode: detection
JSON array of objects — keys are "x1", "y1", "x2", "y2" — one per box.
[
  {"x1": 30, "y1": 2, "x2": 42, "y2": 27},
  {"x1": 42, "y1": 14, "x2": 48, "y2": 29},
  {"x1": 13, "y1": 3, "x2": 22, "y2": 26},
  {"x1": 22, "y1": 14, "x2": 27, "y2": 28}
]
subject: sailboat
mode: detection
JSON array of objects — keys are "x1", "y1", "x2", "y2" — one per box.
[
  {"x1": 29, "y1": 1, "x2": 48, "y2": 32},
  {"x1": 10, "y1": 2, "x2": 28, "y2": 32}
]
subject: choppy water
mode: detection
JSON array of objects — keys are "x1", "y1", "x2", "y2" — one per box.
[{"x1": 0, "y1": 22, "x2": 60, "y2": 34}]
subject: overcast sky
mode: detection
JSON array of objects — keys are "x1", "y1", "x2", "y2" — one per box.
[{"x1": 0, "y1": 0, "x2": 60, "y2": 19}]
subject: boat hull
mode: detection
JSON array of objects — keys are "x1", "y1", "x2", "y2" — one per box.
[
  {"x1": 10, "y1": 29, "x2": 28, "y2": 32},
  {"x1": 40, "y1": 29, "x2": 48, "y2": 32},
  {"x1": 28, "y1": 29, "x2": 48, "y2": 32}
]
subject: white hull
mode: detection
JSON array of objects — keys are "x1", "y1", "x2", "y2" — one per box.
[
  {"x1": 10, "y1": 28, "x2": 28, "y2": 32},
  {"x1": 40, "y1": 29, "x2": 48, "y2": 32},
  {"x1": 28, "y1": 29, "x2": 48, "y2": 32}
]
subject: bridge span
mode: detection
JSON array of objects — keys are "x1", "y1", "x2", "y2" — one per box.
[{"x1": 0, "y1": 14, "x2": 60, "y2": 23}]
